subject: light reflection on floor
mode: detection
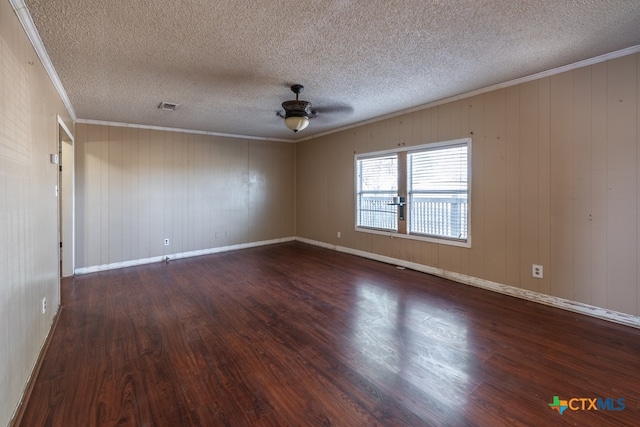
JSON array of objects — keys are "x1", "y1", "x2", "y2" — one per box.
[{"x1": 349, "y1": 280, "x2": 475, "y2": 415}]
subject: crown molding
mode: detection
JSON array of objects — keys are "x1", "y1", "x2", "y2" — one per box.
[
  {"x1": 11, "y1": 0, "x2": 639, "y2": 144},
  {"x1": 300, "y1": 44, "x2": 640, "y2": 142},
  {"x1": 10, "y1": 0, "x2": 77, "y2": 121},
  {"x1": 74, "y1": 119, "x2": 294, "y2": 143}
]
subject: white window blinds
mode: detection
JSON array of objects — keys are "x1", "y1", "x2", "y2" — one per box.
[{"x1": 408, "y1": 143, "x2": 468, "y2": 240}]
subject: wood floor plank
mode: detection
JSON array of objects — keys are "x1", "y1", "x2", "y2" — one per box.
[{"x1": 17, "y1": 242, "x2": 640, "y2": 426}]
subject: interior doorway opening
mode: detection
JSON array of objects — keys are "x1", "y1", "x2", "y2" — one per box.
[{"x1": 58, "y1": 117, "x2": 74, "y2": 278}]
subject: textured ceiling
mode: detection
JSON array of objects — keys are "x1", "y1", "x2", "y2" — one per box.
[{"x1": 23, "y1": 0, "x2": 640, "y2": 141}]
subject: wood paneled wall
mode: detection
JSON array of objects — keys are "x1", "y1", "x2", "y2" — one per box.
[
  {"x1": 74, "y1": 124, "x2": 295, "y2": 269},
  {"x1": 296, "y1": 53, "x2": 640, "y2": 317},
  {"x1": 0, "y1": 2, "x2": 73, "y2": 425}
]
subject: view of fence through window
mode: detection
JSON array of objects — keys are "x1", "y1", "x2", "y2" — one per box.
[
  {"x1": 356, "y1": 154, "x2": 398, "y2": 231},
  {"x1": 356, "y1": 139, "x2": 470, "y2": 244}
]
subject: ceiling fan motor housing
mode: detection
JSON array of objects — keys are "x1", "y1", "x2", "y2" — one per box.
[
  {"x1": 281, "y1": 99, "x2": 312, "y2": 117},
  {"x1": 281, "y1": 84, "x2": 313, "y2": 132}
]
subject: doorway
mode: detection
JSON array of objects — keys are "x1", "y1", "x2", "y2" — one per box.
[{"x1": 58, "y1": 116, "x2": 74, "y2": 278}]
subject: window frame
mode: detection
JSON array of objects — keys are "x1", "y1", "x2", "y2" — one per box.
[
  {"x1": 355, "y1": 152, "x2": 399, "y2": 232},
  {"x1": 354, "y1": 138, "x2": 472, "y2": 248}
]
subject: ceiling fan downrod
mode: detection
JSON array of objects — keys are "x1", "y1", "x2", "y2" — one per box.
[{"x1": 281, "y1": 84, "x2": 312, "y2": 133}]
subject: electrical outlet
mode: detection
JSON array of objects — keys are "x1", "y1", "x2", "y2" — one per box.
[
  {"x1": 532, "y1": 264, "x2": 543, "y2": 279},
  {"x1": 164, "y1": 238, "x2": 170, "y2": 246},
  {"x1": 42, "y1": 297, "x2": 47, "y2": 314},
  {"x1": 337, "y1": 231, "x2": 341, "y2": 238}
]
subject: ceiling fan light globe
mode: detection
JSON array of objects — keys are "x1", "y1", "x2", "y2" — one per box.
[{"x1": 284, "y1": 116, "x2": 309, "y2": 132}]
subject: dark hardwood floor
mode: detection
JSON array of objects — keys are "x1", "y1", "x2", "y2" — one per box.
[{"x1": 16, "y1": 242, "x2": 640, "y2": 426}]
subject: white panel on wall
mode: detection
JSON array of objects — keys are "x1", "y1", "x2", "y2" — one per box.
[{"x1": 605, "y1": 55, "x2": 638, "y2": 315}]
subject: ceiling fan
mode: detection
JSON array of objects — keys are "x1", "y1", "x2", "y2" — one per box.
[
  {"x1": 276, "y1": 84, "x2": 355, "y2": 133},
  {"x1": 277, "y1": 84, "x2": 317, "y2": 133}
]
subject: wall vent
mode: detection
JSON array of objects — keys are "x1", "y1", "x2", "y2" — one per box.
[{"x1": 158, "y1": 101, "x2": 179, "y2": 111}]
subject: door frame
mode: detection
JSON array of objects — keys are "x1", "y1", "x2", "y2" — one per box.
[{"x1": 57, "y1": 115, "x2": 75, "y2": 278}]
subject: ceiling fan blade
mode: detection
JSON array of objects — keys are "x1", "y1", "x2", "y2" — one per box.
[
  {"x1": 275, "y1": 84, "x2": 353, "y2": 128},
  {"x1": 313, "y1": 104, "x2": 354, "y2": 115}
]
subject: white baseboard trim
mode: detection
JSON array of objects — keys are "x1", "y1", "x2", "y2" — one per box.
[
  {"x1": 10, "y1": 304, "x2": 61, "y2": 425},
  {"x1": 73, "y1": 236, "x2": 640, "y2": 329},
  {"x1": 74, "y1": 237, "x2": 296, "y2": 275},
  {"x1": 296, "y1": 237, "x2": 640, "y2": 330}
]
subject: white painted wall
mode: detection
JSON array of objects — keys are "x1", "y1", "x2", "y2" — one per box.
[{"x1": 0, "y1": 2, "x2": 72, "y2": 424}]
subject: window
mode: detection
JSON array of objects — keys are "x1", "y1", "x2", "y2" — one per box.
[
  {"x1": 408, "y1": 143, "x2": 468, "y2": 240},
  {"x1": 355, "y1": 138, "x2": 471, "y2": 247},
  {"x1": 356, "y1": 154, "x2": 398, "y2": 231}
]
